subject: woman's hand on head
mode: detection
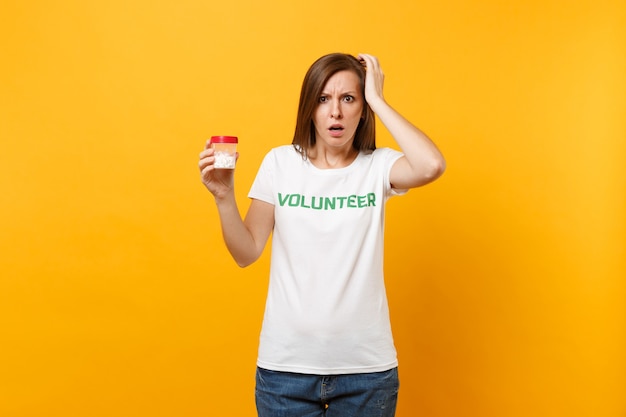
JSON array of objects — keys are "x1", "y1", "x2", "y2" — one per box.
[
  {"x1": 198, "y1": 139, "x2": 238, "y2": 200},
  {"x1": 357, "y1": 53, "x2": 385, "y2": 107}
]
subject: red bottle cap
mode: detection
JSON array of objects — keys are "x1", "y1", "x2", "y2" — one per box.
[{"x1": 210, "y1": 136, "x2": 238, "y2": 144}]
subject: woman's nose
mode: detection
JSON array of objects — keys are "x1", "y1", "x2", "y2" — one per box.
[{"x1": 330, "y1": 101, "x2": 342, "y2": 119}]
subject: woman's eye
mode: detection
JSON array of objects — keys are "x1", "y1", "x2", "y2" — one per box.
[
  {"x1": 343, "y1": 95, "x2": 355, "y2": 102},
  {"x1": 319, "y1": 96, "x2": 328, "y2": 103}
]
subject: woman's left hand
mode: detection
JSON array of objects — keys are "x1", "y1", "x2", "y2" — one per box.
[{"x1": 357, "y1": 53, "x2": 385, "y2": 106}]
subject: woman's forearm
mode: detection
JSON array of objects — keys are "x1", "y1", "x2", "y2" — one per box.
[
  {"x1": 357, "y1": 54, "x2": 445, "y2": 188},
  {"x1": 214, "y1": 193, "x2": 260, "y2": 268},
  {"x1": 370, "y1": 97, "x2": 446, "y2": 187},
  {"x1": 214, "y1": 194, "x2": 275, "y2": 268}
]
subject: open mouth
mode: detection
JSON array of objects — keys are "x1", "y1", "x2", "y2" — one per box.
[{"x1": 329, "y1": 124, "x2": 344, "y2": 132}]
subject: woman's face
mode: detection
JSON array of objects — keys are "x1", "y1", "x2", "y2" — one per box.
[{"x1": 312, "y1": 70, "x2": 364, "y2": 150}]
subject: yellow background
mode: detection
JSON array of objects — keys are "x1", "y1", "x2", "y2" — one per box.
[{"x1": 1, "y1": 0, "x2": 624, "y2": 416}]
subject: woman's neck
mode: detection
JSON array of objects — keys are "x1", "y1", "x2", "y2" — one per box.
[{"x1": 308, "y1": 145, "x2": 358, "y2": 169}]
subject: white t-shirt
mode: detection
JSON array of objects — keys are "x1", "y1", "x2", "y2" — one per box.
[{"x1": 248, "y1": 145, "x2": 406, "y2": 375}]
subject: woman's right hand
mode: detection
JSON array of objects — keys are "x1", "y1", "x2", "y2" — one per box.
[{"x1": 199, "y1": 139, "x2": 238, "y2": 200}]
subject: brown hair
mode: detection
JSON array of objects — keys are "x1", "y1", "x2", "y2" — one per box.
[{"x1": 292, "y1": 53, "x2": 376, "y2": 158}]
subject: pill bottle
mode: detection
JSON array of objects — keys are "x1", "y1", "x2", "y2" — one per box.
[{"x1": 211, "y1": 136, "x2": 238, "y2": 169}]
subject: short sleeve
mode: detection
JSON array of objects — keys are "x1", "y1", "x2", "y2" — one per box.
[
  {"x1": 378, "y1": 148, "x2": 408, "y2": 197},
  {"x1": 248, "y1": 149, "x2": 276, "y2": 205}
]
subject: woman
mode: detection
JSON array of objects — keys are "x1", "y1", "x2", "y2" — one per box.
[{"x1": 199, "y1": 53, "x2": 445, "y2": 417}]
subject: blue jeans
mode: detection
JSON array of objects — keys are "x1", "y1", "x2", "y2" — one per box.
[{"x1": 255, "y1": 367, "x2": 399, "y2": 417}]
